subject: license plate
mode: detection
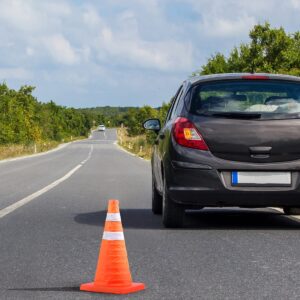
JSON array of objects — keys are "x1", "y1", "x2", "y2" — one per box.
[{"x1": 231, "y1": 171, "x2": 291, "y2": 186}]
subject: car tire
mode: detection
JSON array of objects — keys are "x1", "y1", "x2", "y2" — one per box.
[
  {"x1": 283, "y1": 207, "x2": 300, "y2": 215},
  {"x1": 152, "y1": 173, "x2": 162, "y2": 215},
  {"x1": 162, "y1": 177, "x2": 185, "y2": 228}
]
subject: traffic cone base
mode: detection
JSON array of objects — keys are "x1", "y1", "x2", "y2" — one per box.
[{"x1": 80, "y1": 282, "x2": 145, "y2": 294}]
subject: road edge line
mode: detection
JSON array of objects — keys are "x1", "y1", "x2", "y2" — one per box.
[
  {"x1": 0, "y1": 145, "x2": 93, "y2": 219},
  {"x1": 114, "y1": 141, "x2": 150, "y2": 162},
  {"x1": 0, "y1": 130, "x2": 96, "y2": 164}
]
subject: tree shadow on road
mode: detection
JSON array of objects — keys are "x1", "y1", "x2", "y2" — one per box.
[{"x1": 74, "y1": 208, "x2": 300, "y2": 230}]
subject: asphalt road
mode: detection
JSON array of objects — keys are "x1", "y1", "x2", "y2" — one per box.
[{"x1": 1, "y1": 129, "x2": 300, "y2": 300}]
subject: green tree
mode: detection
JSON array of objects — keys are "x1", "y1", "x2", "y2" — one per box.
[
  {"x1": 200, "y1": 53, "x2": 229, "y2": 75},
  {"x1": 196, "y1": 22, "x2": 300, "y2": 76},
  {"x1": 0, "y1": 83, "x2": 92, "y2": 145}
]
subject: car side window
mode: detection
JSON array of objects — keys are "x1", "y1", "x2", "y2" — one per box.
[
  {"x1": 166, "y1": 86, "x2": 183, "y2": 122},
  {"x1": 175, "y1": 88, "x2": 190, "y2": 116},
  {"x1": 170, "y1": 88, "x2": 184, "y2": 119}
]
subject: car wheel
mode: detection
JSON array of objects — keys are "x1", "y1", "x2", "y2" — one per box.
[
  {"x1": 162, "y1": 177, "x2": 185, "y2": 228},
  {"x1": 283, "y1": 207, "x2": 300, "y2": 215},
  {"x1": 152, "y1": 173, "x2": 162, "y2": 215}
]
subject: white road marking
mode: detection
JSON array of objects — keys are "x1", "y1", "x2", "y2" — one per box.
[
  {"x1": 114, "y1": 142, "x2": 150, "y2": 162},
  {"x1": 94, "y1": 140, "x2": 116, "y2": 142},
  {"x1": 0, "y1": 145, "x2": 93, "y2": 219},
  {"x1": 80, "y1": 145, "x2": 93, "y2": 164}
]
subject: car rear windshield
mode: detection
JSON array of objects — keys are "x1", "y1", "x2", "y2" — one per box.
[{"x1": 189, "y1": 80, "x2": 300, "y2": 120}]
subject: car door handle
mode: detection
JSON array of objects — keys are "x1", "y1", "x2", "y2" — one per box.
[{"x1": 249, "y1": 146, "x2": 272, "y2": 154}]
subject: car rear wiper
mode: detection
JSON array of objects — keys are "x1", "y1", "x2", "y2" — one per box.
[{"x1": 209, "y1": 112, "x2": 262, "y2": 119}]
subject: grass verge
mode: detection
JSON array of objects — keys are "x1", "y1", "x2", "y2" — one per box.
[
  {"x1": 0, "y1": 136, "x2": 86, "y2": 161},
  {"x1": 117, "y1": 127, "x2": 152, "y2": 160}
]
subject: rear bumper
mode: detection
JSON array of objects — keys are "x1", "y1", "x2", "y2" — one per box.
[
  {"x1": 168, "y1": 188, "x2": 300, "y2": 207},
  {"x1": 166, "y1": 158, "x2": 300, "y2": 208}
]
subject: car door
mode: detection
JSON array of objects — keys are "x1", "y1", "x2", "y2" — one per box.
[{"x1": 154, "y1": 85, "x2": 184, "y2": 193}]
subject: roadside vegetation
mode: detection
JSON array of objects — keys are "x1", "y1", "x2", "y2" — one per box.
[
  {"x1": 0, "y1": 83, "x2": 92, "y2": 159},
  {"x1": 116, "y1": 105, "x2": 170, "y2": 159},
  {"x1": 2, "y1": 23, "x2": 299, "y2": 160},
  {"x1": 0, "y1": 141, "x2": 59, "y2": 160},
  {"x1": 117, "y1": 127, "x2": 152, "y2": 159}
]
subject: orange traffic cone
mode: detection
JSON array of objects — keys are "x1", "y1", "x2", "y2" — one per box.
[{"x1": 80, "y1": 199, "x2": 146, "y2": 294}]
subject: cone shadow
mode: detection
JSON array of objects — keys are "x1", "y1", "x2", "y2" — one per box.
[{"x1": 74, "y1": 208, "x2": 300, "y2": 230}]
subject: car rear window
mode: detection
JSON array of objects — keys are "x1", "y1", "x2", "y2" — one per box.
[{"x1": 189, "y1": 80, "x2": 300, "y2": 120}]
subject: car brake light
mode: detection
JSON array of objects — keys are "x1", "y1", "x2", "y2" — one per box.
[
  {"x1": 242, "y1": 75, "x2": 269, "y2": 80},
  {"x1": 173, "y1": 117, "x2": 209, "y2": 151}
]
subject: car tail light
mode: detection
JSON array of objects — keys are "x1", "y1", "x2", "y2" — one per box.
[{"x1": 173, "y1": 117, "x2": 209, "y2": 151}]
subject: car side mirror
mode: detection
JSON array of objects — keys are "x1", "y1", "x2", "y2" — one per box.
[{"x1": 143, "y1": 119, "x2": 161, "y2": 132}]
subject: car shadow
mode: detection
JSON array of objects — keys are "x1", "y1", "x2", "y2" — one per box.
[
  {"x1": 74, "y1": 208, "x2": 300, "y2": 230},
  {"x1": 9, "y1": 286, "x2": 80, "y2": 292},
  {"x1": 74, "y1": 209, "x2": 163, "y2": 230}
]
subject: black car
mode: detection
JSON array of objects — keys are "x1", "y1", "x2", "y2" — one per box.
[{"x1": 144, "y1": 73, "x2": 300, "y2": 228}]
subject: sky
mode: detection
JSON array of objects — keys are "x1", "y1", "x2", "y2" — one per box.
[{"x1": 0, "y1": 0, "x2": 300, "y2": 108}]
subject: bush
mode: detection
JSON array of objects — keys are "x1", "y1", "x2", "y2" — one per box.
[{"x1": 0, "y1": 83, "x2": 91, "y2": 145}]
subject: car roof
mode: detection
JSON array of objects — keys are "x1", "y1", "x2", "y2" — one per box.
[{"x1": 186, "y1": 73, "x2": 300, "y2": 85}]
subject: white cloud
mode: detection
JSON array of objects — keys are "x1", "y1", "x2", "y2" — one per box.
[
  {"x1": 97, "y1": 26, "x2": 193, "y2": 71},
  {"x1": 43, "y1": 2, "x2": 71, "y2": 16},
  {"x1": 42, "y1": 34, "x2": 79, "y2": 65},
  {"x1": 0, "y1": 0, "x2": 299, "y2": 107},
  {"x1": 82, "y1": 6, "x2": 102, "y2": 27},
  {"x1": 0, "y1": 0, "x2": 39, "y2": 31},
  {"x1": 0, "y1": 67, "x2": 31, "y2": 80},
  {"x1": 200, "y1": 14, "x2": 256, "y2": 38},
  {"x1": 0, "y1": 0, "x2": 71, "y2": 32},
  {"x1": 291, "y1": 0, "x2": 300, "y2": 8},
  {"x1": 92, "y1": 7, "x2": 194, "y2": 72},
  {"x1": 80, "y1": 46, "x2": 91, "y2": 63},
  {"x1": 26, "y1": 47, "x2": 35, "y2": 56}
]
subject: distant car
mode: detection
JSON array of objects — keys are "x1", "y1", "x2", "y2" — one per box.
[
  {"x1": 144, "y1": 73, "x2": 300, "y2": 228},
  {"x1": 98, "y1": 125, "x2": 106, "y2": 131}
]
